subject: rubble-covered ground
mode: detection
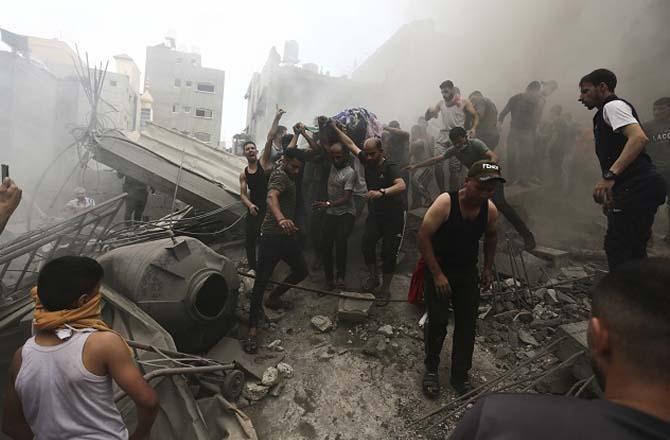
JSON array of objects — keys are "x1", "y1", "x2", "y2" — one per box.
[{"x1": 216, "y1": 218, "x2": 606, "y2": 440}]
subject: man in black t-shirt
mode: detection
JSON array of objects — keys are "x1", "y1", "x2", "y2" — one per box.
[
  {"x1": 450, "y1": 257, "x2": 670, "y2": 439},
  {"x1": 332, "y1": 121, "x2": 406, "y2": 306}
]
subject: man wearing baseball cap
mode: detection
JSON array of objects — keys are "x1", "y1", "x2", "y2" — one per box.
[{"x1": 417, "y1": 160, "x2": 500, "y2": 397}]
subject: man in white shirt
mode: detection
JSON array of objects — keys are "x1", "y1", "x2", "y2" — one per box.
[
  {"x1": 579, "y1": 68, "x2": 666, "y2": 270},
  {"x1": 64, "y1": 187, "x2": 95, "y2": 217}
]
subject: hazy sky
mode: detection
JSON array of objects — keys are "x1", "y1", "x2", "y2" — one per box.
[{"x1": 3, "y1": 0, "x2": 435, "y2": 144}]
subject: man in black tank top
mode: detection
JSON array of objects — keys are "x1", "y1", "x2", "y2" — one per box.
[
  {"x1": 417, "y1": 161, "x2": 501, "y2": 398},
  {"x1": 239, "y1": 141, "x2": 269, "y2": 270}
]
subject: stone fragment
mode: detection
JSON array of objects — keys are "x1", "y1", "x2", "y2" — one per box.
[
  {"x1": 561, "y1": 266, "x2": 588, "y2": 279},
  {"x1": 557, "y1": 291, "x2": 576, "y2": 304},
  {"x1": 237, "y1": 397, "x2": 250, "y2": 408},
  {"x1": 276, "y1": 362, "x2": 294, "y2": 379},
  {"x1": 267, "y1": 339, "x2": 282, "y2": 349},
  {"x1": 269, "y1": 381, "x2": 285, "y2": 397},
  {"x1": 261, "y1": 367, "x2": 280, "y2": 387},
  {"x1": 495, "y1": 346, "x2": 513, "y2": 360},
  {"x1": 544, "y1": 289, "x2": 559, "y2": 304},
  {"x1": 338, "y1": 292, "x2": 376, "y2": 322},
  {"x1": 243, "y1": 382, "x2": 269, "y2": 401},
  {"x1": 377, "y1": 325, "x2": 394, "y2": 337},
  {"x1": 311, "y1": 315, "x2": 334, "y2": 333},
  {"x1": 518, "y1": 329, "x2": 540, "y2": 347},
  {"x1": 533, "y1": 287, "x2": 548, "y2": 301}
]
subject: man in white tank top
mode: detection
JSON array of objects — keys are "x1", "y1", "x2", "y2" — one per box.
[
  {"x1": 425, "y1": 80, "x2": 480, "y2": 192},
  {"x1": 2, "y1": 256, "x2": 159, "y2": 440}
]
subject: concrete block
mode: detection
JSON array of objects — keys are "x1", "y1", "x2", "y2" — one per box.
[
  {"x1": 530, "y1": 246, "x2": 570, "y2": 268},
  {"x1": 337, "y1": 292, "x2": 375, "y2": 322}
]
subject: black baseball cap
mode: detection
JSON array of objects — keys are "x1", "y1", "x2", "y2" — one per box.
[{"x1": 468, "y1": 160, "x2": 506, "y2": 183}]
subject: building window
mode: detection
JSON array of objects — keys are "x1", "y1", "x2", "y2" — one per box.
[
  {"x1": 194, "y1": 132, "x2": 211, "y2": 143},
  {"x1": 196, "y1": 82, "x2": 215, "y2": 93},
  {"x1": 172, "y1": 104, "x2": 179, "y2": 113},
  {"x1": 110, "y1": 79, "x2": 117, "y2": 87},
  {"x1": 174, "y1": 78, "x2": 181, "y2": 87},
  {"x1": 183, "y1": 106, "x2": 191, "y2": 113},
  {"x1": 176, "y1": 57, "x2": 182, "y2": 64},
  {"x1": 186, "y1": 80, "x2": 193, "y2": 87},
  {"x1": 195, "y1": 108, "x2": 213, "y2": 118}
]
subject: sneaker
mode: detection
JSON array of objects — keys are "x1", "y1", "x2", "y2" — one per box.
[{"x1": 450, "y1": 376, "x2": 474, "y2": 396}]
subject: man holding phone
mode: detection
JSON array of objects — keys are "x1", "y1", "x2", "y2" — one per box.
[{"x1": 0, "y1": 166, "x2": 22, "y2": 236}]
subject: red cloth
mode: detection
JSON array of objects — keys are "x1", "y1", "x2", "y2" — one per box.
[{"x1": 408, "y1": 258, "x2": 426, "y2": 304}]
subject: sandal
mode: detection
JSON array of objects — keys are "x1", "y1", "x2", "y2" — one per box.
[
  {"x1": 243, "y1": 335, "x2": 258, "y2": 354},
  {"x1": 264, "y1": 297, "x2": 294, "y2": 311},
  {"x1": 422, "y1": 371, "x2": 440, "y2": 399}
]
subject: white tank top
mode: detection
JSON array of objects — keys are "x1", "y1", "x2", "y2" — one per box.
[
  {"x1": 439, "y1": 99, "x2": 466, "y2": 131},
  {"x1": 15, "y1": 331, "x2": 129, "y2": 440}
]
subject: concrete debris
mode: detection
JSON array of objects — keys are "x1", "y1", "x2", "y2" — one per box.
[
  {"x1": 557, "y1": 291, "x2": 577, "y2": 304},
  {"x1": 261, "y1": 367, "x2": 280, "y2": 387},
  {"x1": 544, "y1": 289, "x2": 559, "y2": 304},
  {"x1": 518, "y1": 329, "x2": 540, "y2": 347},
  {"x1": 363, "y1": 336, "x2": 387, "y2": 357},
  {"x1": 561, "y1": 266, "x2": 588, "y2": 279},
  {"x1": 243, "y1": 382, "x2": 269, "y2": 401},
  {"x1": 514, "y1": 311, "x2": 533, "y2": 323},
  {"x1": 533, "y1": 287, "x2": 548, "y2": 301},
  {"x1": 236, "y1": 397, "x2": 250, "y2": 409},
  {"x1": 269, "y1": 381, "x2": 286, "y2": 397},
  {"x1": 337, "y1": 292, "x2": 375, "y2": 322},
  {"x1": 504, "y1": 278, "x2": 521, "y2": 288},
  {"x1": 478, "y1": 305, "x2": 492, "y2": 319},
  {"x1": 266, "y1": 339, "x2": 284, "y2": 352},
  {"x1": 377, "y1": 325, "x2": 394, "y2": 337},
  {"x1": 239, "y1": 270, "x2": 255, "y2": 294},
  {"x1": 276, "y1": 362, "x2": 294, "y2": 379},
  {"x1": 311, "y1": 315, "x2": 334, "y2": 333}
]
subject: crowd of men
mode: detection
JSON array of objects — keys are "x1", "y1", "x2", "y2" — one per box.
[{"x1": 1, "y1": 66, "x2": 669, "y2": 438}]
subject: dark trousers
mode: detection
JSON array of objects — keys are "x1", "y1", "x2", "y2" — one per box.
[
  {"x1": 491, "y1": 183, "x2": 534, "y2": 241},
  {"x1": 605, "y1": 207, "x2": 657, "y2": 270},
  {"x1": 362, "y1": 210, "x2": 405, "y2": 273},
  {"x1": 249, "y1": 235, "x2": 308, "y2": 327},
  {"x1": 434, "y1": 163, "x2": 446, "y2": 193},
  {"x1": 244, "y1": 210, "x2": 265, "y2": 270},
  {"x1": 424, "y1": 264, "x2": 480, "y2": 381},
  {"x1": 124, "y1": 196, "x2": 148, "y2": 222},
  {"x1": 321, "y1": 213, "x2": 355, "y2": 281}
]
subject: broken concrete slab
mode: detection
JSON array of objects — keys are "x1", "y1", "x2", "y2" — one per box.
[
  {"x1": 556, "y1": 321, "x2": 603, "y2": 397},
  {"x1": 206, "y1": 337, "x2": 284, "y2": 381},
  {"x1": 337, "y1": 292, "x2": 375, "y2": 322},
  {"x1": 529, "y1": 246, "x2": 569, "y2": 268},
  {"x1": 561, "y1": 266, "x2": 589, "y2": 280},
  {"x1": 311, "y1": 315, "x2": 334, "y2": 333},
  {"x1": 518, "y1": 329, "x2": 540, "y2": 347},
  {"x1": 243, "y1": 383, "x2": 269, "y2": 401},
  {"x1": 276, "y1": 362, "x2": 294, "y2": 379},
  {"x1": 545, "y1": 289, "x2": 559, "y2": 304},
  {"x1": 261, "y1": 367, "x2": 280, "y2": 387}
]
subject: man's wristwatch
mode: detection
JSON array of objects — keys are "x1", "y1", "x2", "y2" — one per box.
[
  {"x1": 326, "y1": 201, "x2": 331, "y2": 207},
  {"x1": 380, "y1": 188, "x2": 386, "y2": 196},
  {"x1": 603, "y1": 170, "x2": 617, "y2": 181}
]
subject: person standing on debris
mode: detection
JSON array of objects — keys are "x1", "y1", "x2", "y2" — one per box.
[
  {"x1": 245, "y1": 148, "x2": 308, "y2": 354},
  {"x1": 643, "y1": 97, "x2": 670, "y2": 243},
  {"x1": 579, "y1": 69, "x2": 666, "y2": 270},
  {"x1": 2, "y1": 256, "x2": 159, "y2": 439},
  {"x1": 64, "y1": 187, "x2": 95, "y2": 216},
  {"x1": 332, "y1": 121, "x2": 406, "y2": 306},
  {"x1": 425, "y1": 80, "x2": 480, "y2": 191},
  {"x1": 498, "y1": 81, "x2": 545, "y2": 185},
  {"x1": 450, "y1": 257, "x2": 670, "y2": 439},
  {"x1": 0, "y1": 177, "x2": 22, "y2": 236},
  {"x1": 313, "y1": 142, "x2": 357, "y2": 290},
  {"x1": 239, "y1": 141, "x2": 269, "y2": 271},
  {"x1": 118, "y1": 173, "x2": 149, "y2": 222},
  {"x1": 468, "y1": 91, "x2": 500, "y2": 150},
  {"x1": 406, "y1": 127, "x2": 536, "y2": 250},
  {"x1": 418, "y1": 160, "x2": 500, "y2": 398}
]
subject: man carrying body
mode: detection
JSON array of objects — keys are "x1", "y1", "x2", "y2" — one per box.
[
  {"x1": 332, "y1": 122, "x2": 406, "y2": 305},
  {"x1": 0, "y1": 177, "x2": 22, "y2": 236},
  {"x1": 418, "y1": 160, "x2": 499, "y2": 397},
  {"x1": 239, "y1": 141, "x2": 269, "y2": 271},
  {"x1": 498, "y1": 81, "x2": 544, "y2": 185},
  {"x1": 244, "y1": 148, "x2": 308, "y2": 353},
  {"x1": 579, "y1": 68, "x2": 666, "y2": 270},
  {"x1": 468, "y1": 91, "x2": 500, "y2": 150},
  {"x1": 64, "y1": 187, "x2": 95, "y2": 217},
  {"x1": 450, "y1": 257, "x2": 670, "y2": 439},
  {"x1": 407, "y1": 127, "x2": 536, "y2": 250},
  {"x1": 2, "y1": 256, "x2": 159, "y2": 439},
  {"x1": 425, "y1": 80, "x2": 480, "y2": 191},
  {"x1": 643, "y1": 97, "x2": 670, "y2": 242},
  {"x1": 313, "y1": 143, "x2": 357, "y2": 290}
]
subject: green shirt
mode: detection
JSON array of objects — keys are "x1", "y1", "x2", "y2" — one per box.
[
  {"x1": 442, "y1": 138, "x2": 490, "y2": 168},
  {"x1": 261, "y1": 167, "x2": 297, "y2": 236}
]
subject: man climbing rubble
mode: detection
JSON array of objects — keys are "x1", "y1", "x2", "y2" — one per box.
[
  {"x1": 245, "y1": 148, "x2": 308, "y2": 354},
  {"x1": 239, "y1": 140, "x2": 269, "y2": 271},
  {"x1": 578, "y1": 69, "x2": 666, "y2": 270},
  {"x1": 450, "y1": 257, "x2": 670, "y2": 439},
  {"x1": 2, "y1": 256, "x2": 159, "y2": 439},
  {"x1": 0, "y1": 177, "x2": 22, "y2": 236},
  {"x1": 425, "y1": 80, "x2": 480, "y2": 192},
  {"x1": 406, "y1": 127, "x2": 536, "y2": 250},
  {"x1": 418, "y1": 160, "x2": 499, "y2": 398},
  {"x1": 331, "y1": 120, "x2": 406, "y2": 306}
]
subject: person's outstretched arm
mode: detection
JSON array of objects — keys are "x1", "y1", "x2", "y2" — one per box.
[{"x1": 0, "y1": 178, "x2": 22, "y2": 236}]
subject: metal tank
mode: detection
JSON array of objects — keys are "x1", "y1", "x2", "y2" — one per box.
[{"x1": 97, "y1": 236, "x2": 239, "y2": 353}]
